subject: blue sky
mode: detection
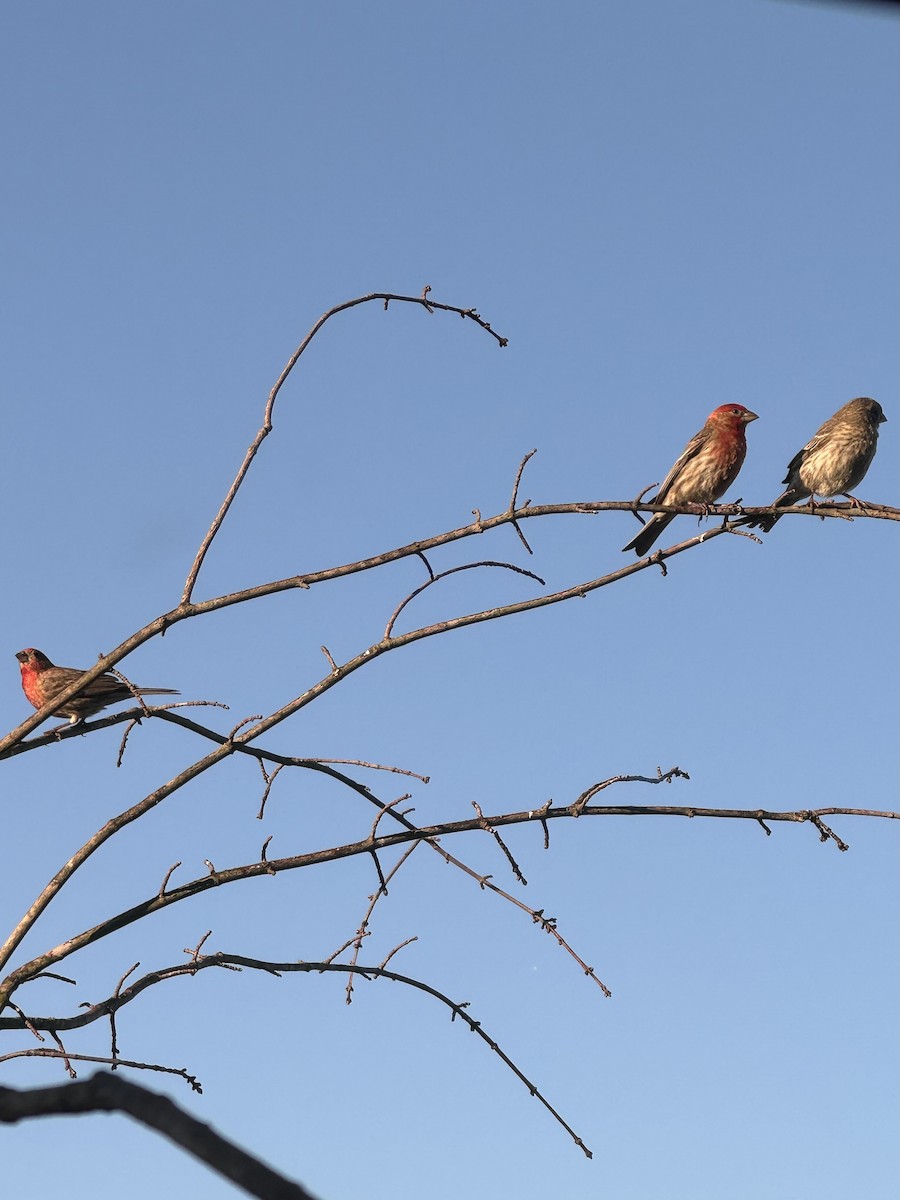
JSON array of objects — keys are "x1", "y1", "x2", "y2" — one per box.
[{"x1": 1, "y1": 3, "x2": 897, "y2": 1198}]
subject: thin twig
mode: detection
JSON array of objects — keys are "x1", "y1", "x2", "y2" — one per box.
[
  {"x1": 508, "y1": 449, "x2": 538, "y2": 554},
  {"x1": 320, "y1": 646, "x2": 338, "y2": 674},
  {"x1": 256, "y1": 763, "x2": 284, "y2": 820},
  {"x1": 0, "y1": 1053, "x2": 202, "y2": 1093},
  {"x1": 48, "y1": 1030, "x2": 75, "y2": 1078},
  {"x1": 378, "y1": 939, "x2": 417, "y2": 970},
  {"x1": 473, "y1": 801, "x2": 527, "y2": 885},
  {"x1": 384, "y1": 560, "x2": 545, "y2": 639},
  {"x1": 181, "y1": 290, "x2": 508, "y2": 604},
  {"x1": 344, "y1": 842, "x2": 420, "y2": 1004},
  {"x1": 304, "y1": 759, "x2": 430, "y2": 783},
  {"x1": 158, "y1": 864, "x2": 182, "y2": 900}
]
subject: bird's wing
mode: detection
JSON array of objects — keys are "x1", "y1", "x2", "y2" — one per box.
[
  {"x1": 781, "y1": 431, "x2": 828, "y2": 485},
  {"x1": 655, "y1": 426, "x2": 710, "y2": 503}
]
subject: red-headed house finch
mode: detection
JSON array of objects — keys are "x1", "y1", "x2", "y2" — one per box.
[
  {"x1": 622, "y1": 403, "x2": 759, "y2": 556},
  {"x1": 743, "y1": 397, "x2": 886, "y2": 532},
  {"x1": 16, "y1": 648, "x2": 179, "y2": 726}
]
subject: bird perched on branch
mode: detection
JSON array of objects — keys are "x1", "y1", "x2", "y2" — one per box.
[
  {"x1": 741, "y1": 397, "x2": 886, "y2": 533},
  {"x1": 16, "y1": 648, "x2": 179, "y2": 726},
  {"x1": 622, "y1": 403, "x2": 759, "y2": 557}
]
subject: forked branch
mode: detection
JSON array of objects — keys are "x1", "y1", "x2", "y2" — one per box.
[
  {"x1": 1, "y1": 954, "x2": 595, "y2": 1160},
  {"x1": 181, "y1": 288, "x2": 509, "y2": 604}
]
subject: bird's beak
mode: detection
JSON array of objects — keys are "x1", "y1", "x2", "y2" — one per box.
[
  {"x1": 743, "y1": 410, "x2": 759, "y2": 423},
  {"x1": 15, "y1": 652, "x2": 27, "y2": 663}
]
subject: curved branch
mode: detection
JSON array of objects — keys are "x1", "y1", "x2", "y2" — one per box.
[
  {"x1": 1, "y1": 956, "x2": 595, "y2": 1160},
  {"x1": 4, "y1": 790, "x2": 895, "y2": 1012},
  {"x1": 384, "y1": 559, "x2": 546, "y2": 639},
  {"x1": 0, "y1": 1072, "x2": 317, "y2": 1200},
  {"x1": 181, "y1": 289, "x2": 508, "y2": 605}
]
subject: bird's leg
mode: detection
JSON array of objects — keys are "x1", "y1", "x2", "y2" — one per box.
[
  {"x1": 805, "y1": 494, "x2": 824, "y2": 522},
  {"x1": 841, "y1": 492, "x2": 870, "y2": 513},
  {"x1": 49, "y1": 716, "x2": 87, "y2": 736}
]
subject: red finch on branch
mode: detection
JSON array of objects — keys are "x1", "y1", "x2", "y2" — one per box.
[
  {"x1": 742, "y1": 396, "x2": 886, "y2": 532},
  {"x1": 16, "y1": 648, "x2": 179, "y2": 726},
  {"x1": 622, "y1": 403, "x2": 759, "y2": 557}
]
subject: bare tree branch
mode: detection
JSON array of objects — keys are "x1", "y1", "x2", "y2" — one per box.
[
  {"x1": 2, "y1": 287, "x2": 895, "y2": 1175},
  {"x1": 1, "y1": 956, "x2": 596, "y2": 1159},
  {"x1": 384, "y1": 558, "x2": 546, "y2": 639},
  {"x1": 4, "y1": 779, "x2": 894, "y2": 1014},
  {"x1": 0, "y1": 1073, "x2": 318, "y2": 1200},
  {"x1": 3, "y1": 493, "x2": 895, "y2": 756},
  {"x1": 1, "y1": 764, "x2": 692, "y2": 1005},
  {"x1": 181, "y1": 288, "x2": 508, "y2": 605}
]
